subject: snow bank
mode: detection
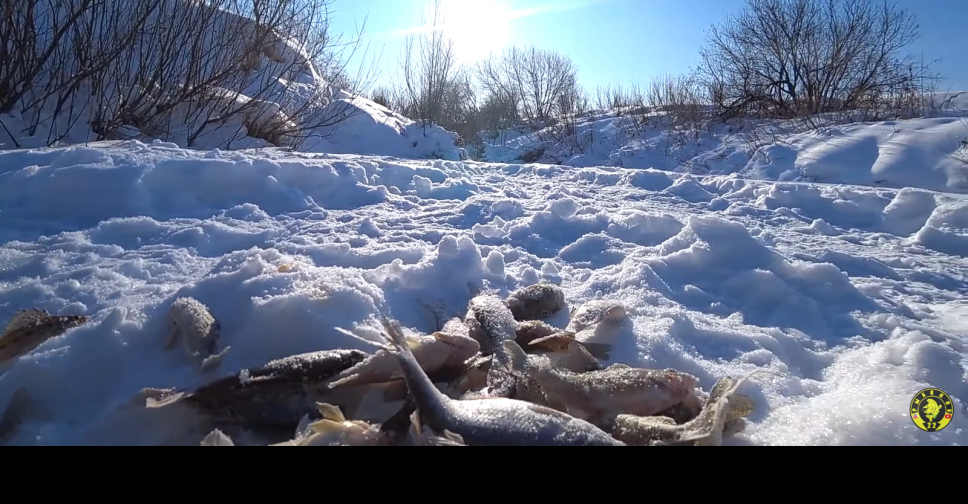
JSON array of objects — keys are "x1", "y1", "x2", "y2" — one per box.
[
  {"x1": 478, "y1": 92, "x2": 968, "y2": 194},
  {"x1": 1, "y1": 142, "x2": 964, "y2": 445},
  {"x1": 0, "y1": 0, "x2": 461, "y2": 162},
  {"x1": 305, "y1": 95, "x2": 465, "y2": 161}
]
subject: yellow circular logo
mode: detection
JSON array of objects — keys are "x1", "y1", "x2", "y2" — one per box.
[{"x1": 911, "y1": 388, "x2": 954, "y2": 432}]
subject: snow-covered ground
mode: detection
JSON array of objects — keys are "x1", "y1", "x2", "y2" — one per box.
[
  {"x1": 481, "y1": 92, "x2": 968, "y2": 195},
  {"x1": 0, "y1": 137, "x2": 966, "y2": 445}
]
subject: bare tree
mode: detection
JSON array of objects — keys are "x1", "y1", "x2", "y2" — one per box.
[
  {"x1": 477, "y1": 45, "x2": 580, "y2": 126},
  {"x1": 697, "y1": 0, "x2": 929, "y2": 120},
  {"x1": 398, "y1": 0, "x2": 460, "y2": 129}
]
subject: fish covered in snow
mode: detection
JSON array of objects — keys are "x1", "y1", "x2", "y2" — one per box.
[
  {"x1": 328, "y1": 329, "x2": 480, "y2": 389},
  {"x1": 503, "y1": 340, "x2": 698, "y2": 428},
  {"x1": 610, "y1": 371, "x2": 760, "y2": 446},
  {"x1": 138, "y1": 349, "x2": 370, "y2": 439},
  {"x1": 165, "y1": 297, "x2": 231, "y2": 371},
  {"x1": 373, "y1": 316, "x2": 624, "y2": 446},
  {"x1": 506, "y1": 282, "x2": 567, "y2": 321},
  {"x1": 0, "y1": 309, "x2": 88, "y2": 366}
]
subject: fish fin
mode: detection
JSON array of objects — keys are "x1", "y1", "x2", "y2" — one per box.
[
  {"x1": 335, "y1": 326, "x2": 392, "y2": 351},
  {"x1": 326, "y1": 375, "x2": 358, "y2": 389},
  {"x1": 410, "y1": 409, "x2": 423, "y2": 435},
  {"x1": 430, "y1": 331, "x2": 454, "y2": 342},
  {"x1": 200, "y1": 429, "x2": 235, "y2": 447},
  {"x1": 501, "y1": 339, "x2": 529, "y2": 370},
  {"x1": 379, "y1": 317, "x2": 411, "y2": 353},
  {"x1": 308, "y1": 419, "x2": 345, "y2": 435},
  {"x1": 527, "y1": 334, "x2": 565, "y2": 347},
  {"x1": 199, "y1": 346, "x2": 231, "y2": 371},
  {"x1": 580, "y1": 342, "x2": 612, "y2": 360},
  {"x1": 567, "y1": 340, "x2": 599, "y2": 365},
  {"x1": 294, "y1": 414, "x2": 313, "y2": 439},
  {"x1": 315, "y1": 402, "x2": 346, "y2": 422},
  {"x1": 145, "y1": 391, "x2": 187, "y2": 408},
  {"x1": 405, "y1": 335, "x2": 423, "y2": 350}
]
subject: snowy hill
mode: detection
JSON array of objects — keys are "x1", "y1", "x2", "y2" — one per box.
[
  {"x1": 479, "y1": 92, "x2": 968, "y2": 194},
  {"x1": 0, "y1": 136, "x2": 965, "y2": 445},
  {"x1": 0, "y1": 0, "x2": 463, "y2": 161}
]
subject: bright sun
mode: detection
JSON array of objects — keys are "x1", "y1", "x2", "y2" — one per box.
[{"x1": 436, "y1": 0, "x2": 513, "y2": 62}]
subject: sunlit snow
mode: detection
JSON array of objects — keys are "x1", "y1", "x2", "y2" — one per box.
[{"x1": 0, "y1": 131, "x2": 965, "y2": 445}]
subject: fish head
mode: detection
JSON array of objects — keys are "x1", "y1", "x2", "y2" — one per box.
[
  {"x1": 602, "y1": 304, "x2": 627, "y2": 322},
  {"x1": 568, "y1": 300, "x2": 626, "y2": 332},
  {"x1": 659, "y1": 369, "x2": 699, "y2": 396},
  {"x1": 61, "y1": 315, "x2": 89, "y2": 328},
  {"x1": 432, "y1": 331, "x2": 481, "y2": 359}
]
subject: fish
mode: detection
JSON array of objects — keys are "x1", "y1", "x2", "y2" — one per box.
[
  {"x1": 374, "y1": 316, "x2": 625, "y2": 446},
  {"x1": 0, "y1": 309, "x2": 88, "y2": 366},
  {"x1": 503, "y1": 339, "x2": 698, "y2": 428},
  {"x1": 165, "y1": 297, "x2": 230, "y2": 371}
]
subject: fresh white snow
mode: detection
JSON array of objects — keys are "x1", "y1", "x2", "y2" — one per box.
[
  {"x1": 0, "y1": 132, "x2": 966, "y2": 445},
  {"x1": 479, "y1": 92, "x2": 968, "y2": 194}
]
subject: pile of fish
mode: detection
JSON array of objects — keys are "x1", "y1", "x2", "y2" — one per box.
[{"x1": 0, "y1": 282, "x2": 760, "y2": 446}]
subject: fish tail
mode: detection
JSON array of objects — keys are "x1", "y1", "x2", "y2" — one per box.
[
  {"x1": 379, "y1": 316, "x2": 448, "y2": 431},
  {"x1": 501, "y1": 339, "x2": 529, "y2": 371}
]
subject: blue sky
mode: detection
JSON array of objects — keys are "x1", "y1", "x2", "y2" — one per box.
[{"x1": 329, "y1": 0, "x2": 967, "y2": 93}]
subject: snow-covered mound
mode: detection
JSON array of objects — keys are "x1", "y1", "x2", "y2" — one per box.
[
  {"x1": 480, "y1": 92, "x2": 968, "y2": 194},
  {"x1": 307, "y1": 95, "x2": 465, "y2": 161},
  {"x1": 0, "y1": 0, "x2": 461, "y2": 161},
  {"x1": 0, "y1": 141, "x2": 965, "y2": 445}
]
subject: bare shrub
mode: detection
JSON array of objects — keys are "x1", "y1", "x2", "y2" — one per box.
[
  {"x1": 697, "y1": 0, "x2": 930, "y2": 122},
  {"x1": 92, "y1": 0, "x2": 374, "y2": 149},
  {"x1": 535, "y1": 86, "x2": 594, "y2": 163},
  {"x1": 370, "y1": 87, "x2": 393, "y2": 109},
  {"x1": 477, "y1": 45, "x2": 580, "y2": 126},
  {"x1": 397, "y1": 0, "x2": 461, "y2": 129},
  {"x1": 0, "y1": 0, "x2": 160, "y2": 147},
  {"x1": 958, "y1": 117, "x2": 968, "y2": 165},
  {"x1": 1, "y1": 0, "x2": 374, "y2": 150}
]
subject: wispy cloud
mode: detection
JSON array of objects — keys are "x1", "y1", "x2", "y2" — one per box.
[{"x1": 375, "y1": 0, "x2": 621, "y2": 39}]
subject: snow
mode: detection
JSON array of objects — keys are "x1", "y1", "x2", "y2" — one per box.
[
  {"x1": 479, "y1": 92, "x2": 968, "y2": 194},
  {"x1": 0, "y1": 133, "x2": 966, "y2": 446}
]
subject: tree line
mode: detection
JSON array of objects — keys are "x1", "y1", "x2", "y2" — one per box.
[
  {"x1": 374, "y1": 0, "x2": 944, "y2": 157},
  {"x1": 0, "y1": 0, "x2": 952, "y2": 157}
]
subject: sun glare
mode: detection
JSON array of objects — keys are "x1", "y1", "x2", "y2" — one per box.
[{"x1": 437, "y1": 0, "x2": 513, "y2": 62}]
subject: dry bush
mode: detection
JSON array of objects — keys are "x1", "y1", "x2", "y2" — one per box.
[
  {"x1": 0, "y1": 0, "x2": 158, "y2": 147},
  {"x1": 0, "y1": 0, "x2": 373, "y2": 150},
  {"x1": 697, "y1": 0, "x2": 931, "y2": 122},
  {"x1": 477, "y1": 45, "x2": 580, "y2": 127},
  {"x1": 959, "y1": 117, "x2": 968, "y2": 165},
  {"x1": 535, "y1": 86, "x2": 595, "y2": 163},
  {"x1": 398, "y1": 0, "x2": 461, "y2": 129}
]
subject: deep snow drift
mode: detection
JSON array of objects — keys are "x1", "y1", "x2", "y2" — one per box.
[
  {"x1": 0, "y1": 139, "x2": 965, "y2": 445},
  {"x1": 480, "y1": 92, "x2": 968, "y2": 194}
]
